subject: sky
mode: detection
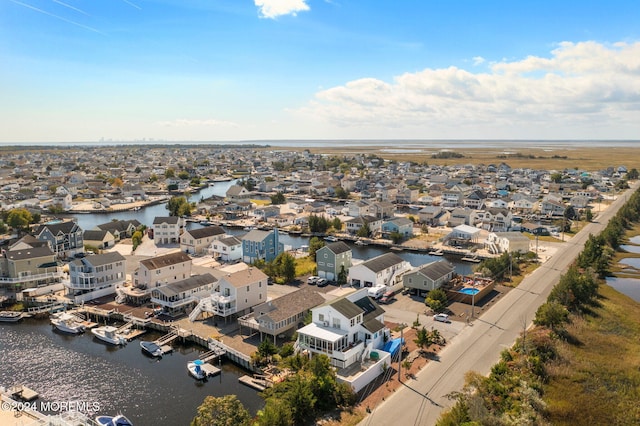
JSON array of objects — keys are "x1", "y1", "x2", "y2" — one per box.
[{"x1": 1, "y1": 0, "x2": 639, "y2": 143}]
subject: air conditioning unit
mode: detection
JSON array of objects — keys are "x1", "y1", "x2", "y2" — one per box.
[{"x1": 322, "y1": 321, "x2": 329, "y2": 327}]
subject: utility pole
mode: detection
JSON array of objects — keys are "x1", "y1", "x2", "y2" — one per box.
[{"x1": 398, "y1": 327, "x2": 403, "y2": 382}]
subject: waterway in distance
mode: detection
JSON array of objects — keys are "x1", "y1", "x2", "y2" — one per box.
[{"x1": 0, "y1": 320, "x2": 264, "y2": 425}]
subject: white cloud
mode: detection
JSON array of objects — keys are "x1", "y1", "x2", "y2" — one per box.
[
  {"x1": 156, "y1": 118, "x2": 239, "y2": 128},
  {"x1": 254, "y1": 0, "x2": 310, "y2": 19},
  {"x1": 472, "y1": 56, "x2": 485, "y2": 66},
  {"x1": 296, "y1": 41, "x2": 640, "y2": 138}
]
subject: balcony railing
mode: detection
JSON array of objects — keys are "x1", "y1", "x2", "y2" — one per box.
[
  {"x1": 151, "y1": 295, "x2": 197, "y2": 309},
  {"x1": 0, "y1": 271, "x2": 63, "y2": 284}
]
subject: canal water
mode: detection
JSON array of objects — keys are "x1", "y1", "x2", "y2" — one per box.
[{"x1": 0, "y1": 320, "x2": 264, "y2": 425}]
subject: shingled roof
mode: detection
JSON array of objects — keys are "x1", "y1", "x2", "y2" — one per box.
[
  {"x1": 184, "y1": 226, "x2": 225, "y2": 239},
  {"x1": 140, "y1": 252, "x2": 191, "y2": 270},
  {"x1": 361, "y1": 252, "x2": 405, "y2": 273},
  {"x1": 325, "y1": 241, "x2": 351, "y2": 255}
]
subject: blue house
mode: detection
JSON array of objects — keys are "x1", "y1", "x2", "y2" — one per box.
[
  {"x1": 381, "y1": 217, "x2": 414, "y2": 237},
  {"x1": 242, "y1": 229, "x2": 284, "y2": 264}
]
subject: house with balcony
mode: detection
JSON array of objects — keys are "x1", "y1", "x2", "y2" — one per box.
[
  {"x1": 316, "y1": 241, "x2": 352, "y2": 281},
  {"x1": 402, "y1": 260, "x2": 455, "y2": 295},
  {"x1": 211, "y1": 236, "x2": 243, "y2": 263},
  {"x1": 151, "y1": 273, "x2": 217, "y2": 317},
  {"x1": 152, "y1": 216, "x2": 183, "y2": 245},
  {"x1": 0, "y1": 242, "x2": 64, "y2": 299},
  {"x1": 381, "y1": 217, "x2": 414, "y2": 238},
  {"x1": 191, "y1": 267, "x2": 268, "y2": 320},
  {"x1": 180, "y1": 225, "x2": 225, "y2": 255},
  {"x1": 134, "y1": 251, "x2": 192, "y2": 291},
  {"x1": 345, "y1": 216, "x2": 383, "y2": 236},
  {"x1": 66, "y1": 252, "x2": 126, "y2": 303},
  {"x1": 485, "y1": 232, "x2": 530, "y2": 255},
  {"x1": 34, "y1": 220, "x2": 84, "y2": 260},
  {"x1": 95, "y1": 219, "x2": 142, "y2": 241},
  {"x1": 242, "y1": 229, "x2": 284, "y2": 264},
  {"x1": 238, "y1": 287, "x2": 325, "y2": 343},
  {"x1": 348, "y1": 252, "x2": 411, "y2": 290},
  {"x1": 295, "y1": 288, "x2": 392, "y2": 392}
]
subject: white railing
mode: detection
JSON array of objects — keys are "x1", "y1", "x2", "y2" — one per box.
[
  {"x1": 0, "y1": 271, "x2": 63, "y2": 284},
  {"x1": 151, "y1": 295, "x2": 197, "y2": 309}
]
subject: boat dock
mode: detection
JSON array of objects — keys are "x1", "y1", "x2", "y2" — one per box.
[
  {"x1": 116, "y1": 321, "x2": 147, "y2": 341},
  {"x1": 238, "y1": 374, "x2": 267, "y2": 391},
  {"x1": 461, "y1": 255, "x2": 481, "y2": 263},
  {"x1": 9, "y1": 385, "x2": 38, "y2": 401},
  {"x1": 200, "y1": 364, "x2": 221, "y2": 377}
]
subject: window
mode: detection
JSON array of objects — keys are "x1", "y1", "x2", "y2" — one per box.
[{"x1": 319, "y1": 314, "x2": 324, "y2": 322}]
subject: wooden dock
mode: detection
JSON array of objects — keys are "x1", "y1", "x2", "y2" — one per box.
[
  {"x1": 201, "y1": 364, "x2": 221, "y2": 377},
  {"x1": 238, "y1": 375, "x2": 267, "y2": 391},
  {"x1": 9, "y1": 385, "x2": 39, "y2": 401}
]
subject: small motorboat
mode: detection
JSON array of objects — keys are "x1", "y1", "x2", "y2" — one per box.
[
  {"x1": 187, "y1": 359, "x2": 207, "y2": 380},
  {"x1": 0, "y1": 311, "x2": 23, "y2": 323},
  {"x1": 51, "y1": 312, "x2": 85, "y2": 334},
  {"x1": 95, "y1": 414, "x2": 133, "y2": 426},
  {"x1": 92, "y1": 325, "x2": 127, "y2": 345},
  {"x1": 140, "y1": 341, "x2": 163, "y2": 357}
]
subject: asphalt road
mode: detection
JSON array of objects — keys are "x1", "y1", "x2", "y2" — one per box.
[{"x1": 361, "y1": 182, "x2": 638, "y2": 426}]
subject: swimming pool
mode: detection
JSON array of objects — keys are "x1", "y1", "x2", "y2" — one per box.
[{"x1": 458, "y1": 287, "x2": 480, "y2": 295}]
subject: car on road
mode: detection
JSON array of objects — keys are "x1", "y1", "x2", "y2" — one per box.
[
  {"x1": 316, "y1": 278, "x2": 329, "y2": 287},
  {"x1": 433, "y1": 313, "x2": 450, "y2": 323},
  {"x1": 307, "y1": 276, "x2": 319, "y2": 285}
]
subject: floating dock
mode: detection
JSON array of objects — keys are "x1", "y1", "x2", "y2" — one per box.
[
  {"x1": 201, "y1": 364, "x2": 221, "y2": 377},
  {"x1": 238, "y1": 375, "x2": 267, "y2": 391}
]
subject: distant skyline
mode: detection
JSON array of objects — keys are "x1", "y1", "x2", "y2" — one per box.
[{"x1": 1, "y1": 0, "x2": 639, "y2": 143}]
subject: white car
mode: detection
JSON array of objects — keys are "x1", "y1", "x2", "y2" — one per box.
[{"x1": 433, "y1": 313, "x2": 450, "y2": 323}]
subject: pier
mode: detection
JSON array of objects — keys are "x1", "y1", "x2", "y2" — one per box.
[{"x1": 8, "y1": 385, "x2": 39, "y2": 402}]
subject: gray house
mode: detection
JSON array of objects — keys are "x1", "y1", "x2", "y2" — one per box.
[
  {"x1": 403, "y1": 260, "x2": 455, "y2": 294},
  {"x1": 316, "y1": 241, "x2": 352, "y2": 281}
]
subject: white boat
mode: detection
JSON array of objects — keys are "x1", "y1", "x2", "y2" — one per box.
[
  {"x1": 0, "y1": 311, "x2": 22, "y2": 323},
  {"x1": 51, "y1": 312, "x2": 85, "y2": 334},
  {"x1": 187, "y1": 359, "x2": 207, "y2": 380},
  {"x1": 324, "y1": 236, "x2": 338, "y2": 242},
  {"x1": 95, "y1": 414, "x2": 133, "y2": 426},
  {"x1": 92, "y1": 325, "x2": 127, "y2": 345},
  {"x1": 140, "y1": 341, "x2": 163, "y2": 357},
  {"x1": 355, "y1": 239, "x2": 368, "y2": 246}
]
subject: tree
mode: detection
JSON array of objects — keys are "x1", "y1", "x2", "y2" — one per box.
[
  {"x1": 191, "y1": 395, "x2": 251, "y2": 426},
  {"x1": 134, "y1": 166, "x2": 141, "y2": 174},
  {"x1": 270, "y1": 192, "x2": 286, "y2": 205},
  {"x1": 165, "y1": 167, "x2": 175, "y2": 179},
  {"x1": 626, "y1": 168, "x2": 639, "y2": 180},
  {"x1": 337, "y1": 265, "x2": 348, "y2": 286},
  {"x1": 308, "y1": 237, "x2": 325, "y2": 259},
  {"x1": 356, "y1": 222, "x2": 371, "y2": 238},
  {"x1": 550, "y1": 172, "x2": 563, "y2": 183},
  {"x1": 256, "y1": 398, "x2": 293, "y2": 426},
  {"x1": 390, "y1": 231, "x2": 404, "y2": 244},
  {"x1": 280, "y1": 253, "x2": 296, "y2": 283},
  {"x1": 334, "y1": 186, "x2": 350, "y2": 199},
  {"x1": 178, "y1": 170, "x2": 190, "y2": 180},
  {"x1": 7, "y1": 208, "x2": 32, "y2": 234},
  {"x1": 533, "y1": 301, "x2": 569, "y2": 332},
  {"x1": 132, "y1": 230, "x2": 143, "y2": 250},
  {"x1": 331, "y1": 217, "x2": 342, "y2": 231},
  {"x1": 585, "y1": 208, "x2": 593, "y2": 222},
  {"x1": 425, "y1": 288, "x2": 448, "y2": 313},
  {"x1": 167, "y1": 196, "x2": 192, "y2": 216}
]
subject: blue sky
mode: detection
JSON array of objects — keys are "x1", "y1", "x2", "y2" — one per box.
[{"x1": 1, "y1": 0, "x2": 639, "y2": 143}]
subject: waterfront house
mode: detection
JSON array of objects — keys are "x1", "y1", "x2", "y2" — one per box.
[
  {"x1": 83, "y1": 229, "x2": 116, "y2": 250},
  {"x1": 180, "y1": 225, "x2": 225, "y2": 255},
  {"x1": 418, "y1": 206, "x2": 449, "y2": 227},
  {"x1": 448, "y1": 224, "x2": 482, "y2": 243},
  {"x1": 151, "y1": 273, "x2": 217, "y2": 316},
  {"x1": 34, "y1": 220, "x2": 84, "y2": 260},
  {"x1": 345, "y1": 215, "x2": 383, "y2": 236},
  {"x1": 295, "y1": 288, "x2": 392, "y2": 392},
  {"x1": 316, "y1": 241, "x2": 352, "y2": 281},
  {"x1": 242, "y1": 229, "x2": 284, "y2": 264},
  {"x1": 205, "y1": 267, "x2": 268, "y2": 319},
  {"x1": 211, "y1": 235, "x2": 243, "y2": 263},
  {"x1": 0, "y1": 244, "x2": 63, "y2": 299},
  {"x1": 135, "y1": 251, "x2": 192, "y2": 289},
  {"x1": 238, "y1": 287, "x2": 325, "y2": 343},
  {"x1": 381, "y1": 217, "x2": 414, "y2": 238},
  {"x1": 486, "y1": 232, "x2": 531, "y2": 254},
  {"x1": 348, "y1": 252, "x2": 411, "y2": 290},
  {"x1": 402, "y1": 260, "x2": 455, "y2": 295},
  {"x1": 226, "y1": 184, "x2": 251, "y2": 202},
  {"x1": 95, "y1": 219, "x2": 142, "y2": 241},
  {"x1": 152, "y1": 216, "x2": 182, "y2": 245},
  {"x1": 540, "y1": 198, "x2": 566, "y2": 217},
  {"x1": 66, "y1": 252, "x2": 126, "y2": 303}
]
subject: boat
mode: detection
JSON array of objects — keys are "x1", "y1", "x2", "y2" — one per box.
[
  {"x1": 187, "y1": 359, "x2": 207, "y2": 380},
  {"x1": 131, "y1": 206, "x2": 141, "y2": 211},
  {"x1": 355, "y1": 239, "x2": 368, "y2": 246},
  {"x1": 50, "y1": 312, "x2": 85, "y2": 334},
  {"x1": 92, "y1": 325, "x2": 127, "y2": 346},
  {"x1": 140, "y1": 340, "x2": 163, "y2": 357},
  {"x1": 428, "y1": 249, "x2": 444, "y2": 256},
  {"x1": 461, "y1": 254, "x2": 481, "y2": 263},
  {"x1": 0, "y1": 311, "x2": 23, "y2": 323},
  {"x1": 324, "y1": 236, "x2": 338, "y2": 242},
  {"x1": 95, "y1": 414, "x2": 133, "y2": 426}
]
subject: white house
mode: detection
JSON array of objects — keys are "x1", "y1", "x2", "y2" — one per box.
[
  {"x1": 348, "y1": 252, "x2": 411, "y2": 290},
  {"x1": 295, "y1": 288, "x2": 392, "y2": 392},
  {"x1": 180, "y1": 225, "x2": 225, "y2": 255},
  {"x1": 151, "y1": 273, "x2": 217, "y2": 316},
  {"x1": 135, "y1": 251, "x2": 192, "y2": 290},
  {"x1": 66, "y1": 252, "x2": 126, "y2": 303},
  {"x1": 152, "y1": 216, "x2": 183, "y2": 245},
  {"x1": 485, "y1": 232, "x2": 530, "y2": 255},
  {"x1": 211, "y1": 236, "x2": 243, "y2": 262}
]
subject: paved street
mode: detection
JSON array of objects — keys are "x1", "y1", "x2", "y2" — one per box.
[{"x1": 361, "y1": 182, "x2": 638, "y2": 426}]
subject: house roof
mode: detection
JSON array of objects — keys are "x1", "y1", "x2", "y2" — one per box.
[
  {"x1": 242, "y1": 229, "x2": 272, "y2": 242},
  {"x1": 96, "y1": 219, "x2": 141, "y2": 233},
  {"x1": 35, "y1": 220, "x2": 81, "y2": 235},
  {"x1": 353, "y1": 295, "x2": 385, "y2": 322},
  {"x1": 329, "y1": 298, "x2": 363, "y2": 320},
  {"x1": 71, "y1": 251, "x2": 125, "y2": 268},
  {"x1": 140, "y1": 252, "x2": 191, "y2": 270},
  {"x1": 5, "y1": 246, "x2": 55, "y2": 261},
  {"x1": 254, "y1": 288, "x2": 325, "y2": 324},
  {"x1": 153, "y1": 216, "x2": 180, "y2": 225},
  {"x1": 83, "y1": 230, "x2": 111, "y2": 241},
  {"x1": 215, "y1": 267, "x2": 268, "y2": 288},
  {"x1": 324, "y1": 241, "x2": 351, "y2": 255},
  {"x1": 8, "y1": 235, "x2": 48, "y2": 250},
  {"x1": 361, "y1": 252, "x2": 405, "y2": 273},
  {"x1": 362, "y1": 318, "x2": 385, "y2": 333},
  {"x1": 218, "y1": 235, "x2": 242, "y2": 246},
  {"x1": 416, "y1": 260, "x2": 455, "y2": 281},
  {"x1": 184, "y1": 226, "x2": 225, "y2": 239},
  {"x1": 388, "y1": 217, "x2": 413, "y2": 226},
  {"x1": 154, "y1": 273, "x2": 217, "y2": 297}
]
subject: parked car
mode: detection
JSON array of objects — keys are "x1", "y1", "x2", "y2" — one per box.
[
  {"x1": 433, "y1": 313, "x2": 450, "y2": 323},
  {"x1": 379, "y1": 291, "x2": 396, "y2": 304},
  {"x1": 316, "y1": 278, "x2": 329, "y2": 287},
  {"x1": 307, "y1": 276, "x2": 319, "y2": 285}
]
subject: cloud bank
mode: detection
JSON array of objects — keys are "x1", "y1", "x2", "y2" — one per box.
[
  {"x1": 297, "y1": 41, "x2": 640, "y2": 138},
  {"x1": 254, "y1": 0, "x2": 310, "y2": 19},
  {"x1": 156, "y1": 119, "x2": 239, "y2": 128}
]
